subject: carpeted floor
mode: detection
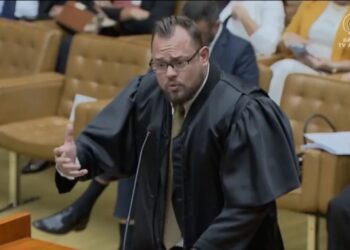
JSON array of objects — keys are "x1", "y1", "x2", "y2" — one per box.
[{"x1": 0, "y1": 149, "x2": 327, "y2": 250}]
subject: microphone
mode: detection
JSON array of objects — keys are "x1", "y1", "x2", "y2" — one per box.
[{"x1": 122, "y1": 129, "x2": 152, "y2": 250}]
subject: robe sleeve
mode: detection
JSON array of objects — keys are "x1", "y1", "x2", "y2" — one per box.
[
  {"x1": 75, "y1": 75, "x2": 143, "y2": 180},
  {"x1": 193, "y1": 93, "x2": 300, "y2": 249}
]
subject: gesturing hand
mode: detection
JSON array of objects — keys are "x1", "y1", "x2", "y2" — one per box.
[{"x1": 54, "y1": 123, "x2": 88, "y2": 179}]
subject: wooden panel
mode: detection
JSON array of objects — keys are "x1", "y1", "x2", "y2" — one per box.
[
  {"x1": 0, "y1": 211, "x2": 30, "y2": 245},
  {"x1": 0, "y1": 238, "x2": 75, "y2": 250}
]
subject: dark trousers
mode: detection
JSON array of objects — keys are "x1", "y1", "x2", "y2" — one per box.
[
  {"x1": 55, "y1": 34, "x2": 73, "y2": 74},
  {"x1": 327, "y1": 186, "x2": 350, "y2": 250}
]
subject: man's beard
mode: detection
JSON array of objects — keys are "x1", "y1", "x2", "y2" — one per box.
[{"x1": 163, "y1": 85, "x2": 198, "y2": 105}]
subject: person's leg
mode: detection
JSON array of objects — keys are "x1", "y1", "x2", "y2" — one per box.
[
  {"x1": 327, "y1": 186, "x2": 350, "y2": 250},
  {"x1": 269, "y1": 59, "x2": 318, "y2": 105},
  {"x1": 33, "y1": 174, "x2": 116, "y2": 234},
  {"x1": 114, "y1": 176, "x2": 136, "y2": 250},
  {"x1": 21, "y1": 159, "x2": 53, "y2": 174},
  {"x1": 55, "y1": 34, "x2": 74, "y2": 74}
]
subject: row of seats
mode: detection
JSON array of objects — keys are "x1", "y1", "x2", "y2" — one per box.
[
  {"x1": 277, "y1": 74, "x2": 350, "y2": 250},
  {"x1": 0, "y1": 19, "x2": 61, "y2": 77},
  {"x1": 0, "y1": 19, "x2": 150, "y2": 209}
]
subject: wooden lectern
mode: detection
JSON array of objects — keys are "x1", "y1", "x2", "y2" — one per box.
[{"x1": 0, "y1": 211, "x2": 74, "y2": 249}]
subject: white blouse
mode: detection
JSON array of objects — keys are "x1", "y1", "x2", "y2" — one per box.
[
  {"x1": 306, "y1": 1, "x2": 347, "y2": 60},
  {"x1": 219, "y1": 1, "x2": 285, "y2": 56}
]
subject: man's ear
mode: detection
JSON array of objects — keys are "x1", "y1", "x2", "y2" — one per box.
[{"x1": 199, "y1": 46, "x2": 210, "y2": 65}]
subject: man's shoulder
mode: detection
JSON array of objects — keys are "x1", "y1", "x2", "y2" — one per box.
[
  {"x1": 215, "y1": 28, "x2": 255, "y2": 62},
  {"x1": 228, "y1": 33, "x2": 249, "y2": 45},
  {"x1": 220, "y1": 29, "x2": 251, "y2": 49}
]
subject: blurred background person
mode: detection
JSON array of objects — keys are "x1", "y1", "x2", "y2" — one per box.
[
  {"x1": 181, "y1": 0, "x2": 259, "y2": 88},
  {"x1": 95, "y1": 0, "x2": 176, "y2": 36},
  {"x1": 269, "y1": 1, "x2": 350, "y2": 105},
  {"x1": 219, "y1": 0, "x2": 285, "y2": 57},
  {"x1": 0, "y1": 0, "x2": 75, "y2": 20}
]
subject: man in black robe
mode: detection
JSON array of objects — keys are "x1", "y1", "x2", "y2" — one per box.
[{"x1": 55, "y1": 16, "x2": 300, "y2": 250}]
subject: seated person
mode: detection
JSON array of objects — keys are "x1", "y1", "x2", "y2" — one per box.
[
  {"x1": 0, "y1": 0, "x2": 69, "y2": 20},
  {"x1": 219, "y1": 0, "x2": 285, "y2": 57},
  {"x1": 95, "y1": 0, "x2": 176, "y2": 36},
  {"x1": 269, "y1": 1, "x2": 350, "y2": 105},
  {"x1": 182, "y1": 0, "x2": 259, "y2": 88}
]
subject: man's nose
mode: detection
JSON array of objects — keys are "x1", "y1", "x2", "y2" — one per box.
[{"x1": 165, "y1": 64, "x2": 177, "y2": 77}]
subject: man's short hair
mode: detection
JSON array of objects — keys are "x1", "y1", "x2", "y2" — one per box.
[
  {"x1": 181, "y1": 1, "x2": 220, "y2": 23},
  {"x1": 151, "y1": 16, "x2": 203, "y2": 49}
]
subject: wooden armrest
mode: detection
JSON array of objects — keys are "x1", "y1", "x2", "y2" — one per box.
[
  {"x1": 0, "y1": 211, "x2": 30, "y2": 245},
  {"x1": 277, "y1": 149, "x2": 322, "y2": 213},
  {"x1": 0, "y1": 73, "x2": 65, "y2": 124},
  {"x1": 299, "y1": 149, "x2": 323, "y2": 211},
  {"x1": 73, "y1": 99, "x2": 112, "y2": 138}
]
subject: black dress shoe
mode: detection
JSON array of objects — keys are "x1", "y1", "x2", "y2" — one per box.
[
  {"x1": 21, "y1": 160, "x2": 52, "y2": 174},
  {"x1": 32, "y1": 206, "x2": 90, "y2": 234}
]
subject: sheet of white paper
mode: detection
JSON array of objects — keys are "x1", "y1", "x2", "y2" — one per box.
[
  {"x1": 302, "y1": 132, "x2": 350, "y2": 155},
  {"x1": 69, "y1": 94, "x2": 97, "y2": 122}
]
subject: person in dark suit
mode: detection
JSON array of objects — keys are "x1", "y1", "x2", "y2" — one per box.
[{"x1": 182, "y1": 0, "x2": 259, "y2": 88}]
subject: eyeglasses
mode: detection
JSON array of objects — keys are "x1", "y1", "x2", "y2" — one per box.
[{"x1": 149, "y1": 47, "x2": 201, "y2": 73}]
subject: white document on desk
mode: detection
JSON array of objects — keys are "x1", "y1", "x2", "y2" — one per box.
[
  {"x1": 69, "y1": 94, "x2": 97, "y2": 122},
  {"x1": 302, "y1": 132, "x2": 350, "y2": 155}
]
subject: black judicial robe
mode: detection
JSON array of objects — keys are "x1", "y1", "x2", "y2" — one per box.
[{"x1": 56, "y1": 64, "x2": 300, "y2": 250}]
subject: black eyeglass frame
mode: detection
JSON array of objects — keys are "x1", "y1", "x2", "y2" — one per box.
[{"x1": 149, "y1": 47, "x2": 202, "y2": 72}]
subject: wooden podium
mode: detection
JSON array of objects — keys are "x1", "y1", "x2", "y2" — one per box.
[{"x1": 0, "y1": 212, "x2": 74, "y2": 249}]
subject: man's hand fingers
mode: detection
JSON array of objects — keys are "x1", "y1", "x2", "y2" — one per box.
[
  {"x1": 65, "y1": 123, "x2": 74, "y2": 144},
  {"x1": 54, "y1": 146, "x2": 65, "y2": 157},
  {"x1": 67, "y1": 169, "x2": 89, "y2": 178},
  {"x1": 56, "y1": 157, "x2": 76, "y2": 166},
  {"x1": 58, "y1": 163, "x2": 88, "y2": 178}
]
